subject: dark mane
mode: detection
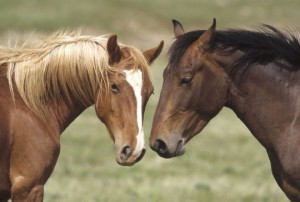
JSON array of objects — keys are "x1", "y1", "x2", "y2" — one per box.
[{"x1": 169, "y1": 25, "x2": 300, "y2": 75}]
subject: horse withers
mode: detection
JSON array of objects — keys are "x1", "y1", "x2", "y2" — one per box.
[
  {"x1": 150, "y1": 19, "x2": 300, "y2": 201},
  {"x1": 0, "y1": 32, "x2": 163, "y2": 201}
]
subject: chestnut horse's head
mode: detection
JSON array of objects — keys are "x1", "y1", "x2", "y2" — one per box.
[
  {"x1": 150, "y1": 19, "x2": 230, "y2": 158},
  {"x1": 96, "y1": 35, "x2": 163, "y2": 166}
]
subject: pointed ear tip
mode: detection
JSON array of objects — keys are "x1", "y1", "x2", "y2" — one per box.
[
  {"x1": 108, "y1": 34, "x2": 118, "y2": 41},
  {"x1": 212, "y1": 18, "x2": 216, "y2": 27},
  {"x1": 172, "y1": 19, "x2": 181, "y2": 26},
  {"x1": 157, "y1": 41, "x2": 164, "y2": 52}
]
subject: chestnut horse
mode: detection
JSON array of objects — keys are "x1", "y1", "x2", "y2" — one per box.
[
  {"x1": 150, "y1": 19, "x2": 300, "y2": 201},
  {"x1": 0, "y1": 32, "x2": 163, "y2": 201}
]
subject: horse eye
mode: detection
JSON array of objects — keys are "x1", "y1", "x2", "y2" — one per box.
[
  {"x1": 180, "y1": 76, "x2": 193, "y2": 86},
  {"x1": 111, "y1": 83, "x2": 119, "y2": 93}
]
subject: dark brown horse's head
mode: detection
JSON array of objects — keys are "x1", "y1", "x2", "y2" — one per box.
[
  {"x1": 96, "y1": 35, "x2": 163, "y2": 165},
  {"x1": 150, "y1": 19, "x2": 229, "y2": 158}
]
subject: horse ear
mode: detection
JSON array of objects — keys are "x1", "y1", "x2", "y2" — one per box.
[
  {"x1": 143, "y1": 40, "x2": 164, "y2": 65},
  {"x1": 197, "y1": 18, "x2": 216, "y2": 49},
  {"x1": 107, "y1": 35, "x2": 122, "y2": 65},
  {"x1": 172, "y1": 19, "x2": 185, "y2": 38}
]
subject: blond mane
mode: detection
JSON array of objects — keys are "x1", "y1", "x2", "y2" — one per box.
[{"x1": 1, "y1": 31, "x2": 149, "y2": 118}]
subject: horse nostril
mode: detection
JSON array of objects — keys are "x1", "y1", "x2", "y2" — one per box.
[
  {"x1": 120, "y1": 145, "x2": 132, "y2": 161},
  {"x1": 154, "y1": 139, "x2": 167, "y2": 155}
]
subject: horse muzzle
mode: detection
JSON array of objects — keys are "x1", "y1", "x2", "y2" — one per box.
[
  {"x1": 150, "y1": 137, "x2": 185, "y2": 158},
  {"x1": 116, "y1": 145, "x2": 146, "y2": 166}
]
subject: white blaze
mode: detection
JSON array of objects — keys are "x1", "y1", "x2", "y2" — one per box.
[{"x1": 124, "y1": 69, "x2": 144, "y2": 154}]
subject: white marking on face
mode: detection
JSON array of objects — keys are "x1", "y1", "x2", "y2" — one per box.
[
  {"x1": 124, "y1": 69, "x2": 144, "y2": 155},
  {"x1": 14, "y1": 175, "x2": 25, "y2": 184}
]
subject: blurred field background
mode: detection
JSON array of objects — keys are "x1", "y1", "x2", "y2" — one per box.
[{"x1": 1, "y1": 0, "x2": 300, "y2": 201}]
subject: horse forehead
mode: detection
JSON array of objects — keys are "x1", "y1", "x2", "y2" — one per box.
[
  {"x1": 182, "y1": 48, "x2": 203, "y2": 65},
  {"x1": 124, "y1": 69, "x2": 143, "y2": 87},
  {"x1": 167, "y1": 51, "x2": 202, "y2": 75}
]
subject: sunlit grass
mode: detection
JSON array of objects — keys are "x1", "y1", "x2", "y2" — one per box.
[{"x1": 44, "y1": 108, "x2": 288, "y2": 202}]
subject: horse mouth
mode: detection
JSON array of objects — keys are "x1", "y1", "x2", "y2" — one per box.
[
  {"x1": 135, "y1": 148, "x2": 146, "y2": 163},
  {"x1": 175, "y1": 140, "x2": 185, "y2": 157}
]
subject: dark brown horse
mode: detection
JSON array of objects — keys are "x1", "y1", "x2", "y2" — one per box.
[
  {"x1": 150, "y1": 19, "x2": 300, "y2": 201},
  {"x1": 0, "y1": 32, "x2": 163, "y2": 201}
]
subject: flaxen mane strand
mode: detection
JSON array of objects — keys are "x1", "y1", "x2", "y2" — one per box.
[{"x1": 1, "y1": 31, "x2": 149, "y2": 118}]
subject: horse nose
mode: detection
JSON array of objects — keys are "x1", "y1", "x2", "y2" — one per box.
[
  {"x1": 116, "y1": 144, "x2": 146, "y2": 166},
  {"x1": 151, "y1": 139, "x2": 170, "y2": 158},
  {"x1": 120, "y1": 145, "x2": 132, "y2": 161}
]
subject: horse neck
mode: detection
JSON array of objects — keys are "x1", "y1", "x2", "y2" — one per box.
[
  {"x1": 19, "y1": 80, "x2": 94, "y2": 134},
  {"x1": 48, "y1": 95, "x2": 91, "y2": 133},
  {"x1": 226, "y1": 61, "x2": 300, "y2": 149}
]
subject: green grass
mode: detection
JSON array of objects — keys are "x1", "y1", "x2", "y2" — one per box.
[
  {"x1": 1, "y1": 0, "x2": 297, "y2": 201},
  {"x1": 1, "y1": 0, "x2": 300, "y2": 30}
]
